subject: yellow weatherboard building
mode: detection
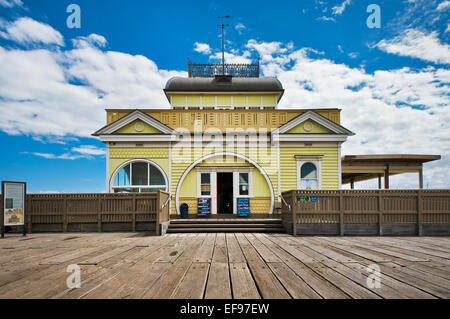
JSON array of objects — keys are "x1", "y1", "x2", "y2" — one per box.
[{"x1": 93, "y1": 61, "x2": 354, "y2": 216}]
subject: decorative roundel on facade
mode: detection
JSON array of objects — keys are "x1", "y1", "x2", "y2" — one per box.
[
  {"x1": 303, "y1": 121, "x2": 314, "y2": 132},
  {"x1": 134, "y1": 121, "x2": 145, "y2": 132}
]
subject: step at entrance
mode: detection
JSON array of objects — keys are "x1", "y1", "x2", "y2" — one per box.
[{"x1": 167, "y1": 218, "x2": 284, "y2": 233}]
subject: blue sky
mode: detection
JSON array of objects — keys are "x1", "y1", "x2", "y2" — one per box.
[{"x1": 0, "y1": 0, "x2": 449, "y2": 192}]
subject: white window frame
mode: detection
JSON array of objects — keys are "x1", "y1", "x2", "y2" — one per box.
[
  {"x1": 110, "y1": 159, "x2": 168, "y2": 193},
  {"x1": 295, "y1": 155, "x2": 322, "y2": 190},
  {"x1": 196, "y1": 167, "x2": 253, "y2": 214}
]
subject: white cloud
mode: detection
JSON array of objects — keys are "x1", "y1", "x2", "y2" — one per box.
[
  {"x1": 436, "y1": 0, "x2": 450, "y2": 11},
  {"x1": 376, "y1": 29, "x2": 450, "y2": 64},
  {"x1": 247, "y1": 42, "x2": 449, "y2": 188},
  {"x1": 23, "y1": 144, "x2": 105, "y2": 160},
  {"x1": 72, "y1": 145, "x2": 106, "y2": 156},
  {"x1": 209, "y1": 50, "x2": 252, "y2": 64},
  {"x1": 72, "y1": 34, "x2": 107, "y2": 48},
  {"x1": 0, "y1": 0, "x2": 23, "y2": 8},
  {"x1": 193, "y1": 42, "x2": 211, "y2": 54},
  {"x1": 315, "y1": 16, "x2": 336, "y2": 22},
  {"x1": 332, "y1": 0, "x2": 352, "y2": 15},
  {"x1": 28, "y1": 152, "x2": 88, "y2": 160},
  {"x1": 0, "y1": 18, "x2": 185, "y2": 138},
  {"x1": 235, "y1": 23, "x2": 246, "y2": 35},
  {"x1": 0, "y1": 17, "x2": 64, "y2": 46}
]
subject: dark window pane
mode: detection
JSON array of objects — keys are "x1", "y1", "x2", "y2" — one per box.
[
  {"x1": 132, "y1": 162, "x2": 148, "y2": 186},
  {"x1": 201, "y1": 173, "x2": 210, "y2": 184},
  {"x1": 301, "y1": 163, "x2": 317, "y2": 179},
  {"x1": 150, "y1": 165, "x2": 165, "y2": 185}
]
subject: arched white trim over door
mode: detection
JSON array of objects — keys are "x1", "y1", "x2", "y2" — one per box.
[{"x1": 175, "y1": 152, "x2": 275, "y2": 215}]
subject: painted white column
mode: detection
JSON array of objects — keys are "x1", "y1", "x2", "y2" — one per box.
[
  {"x1": 211, "y1": 172, "x2": 217, "y2": 215},
  {"x1": 233, "y1": 171, "x2": 239, "y2": 215}
]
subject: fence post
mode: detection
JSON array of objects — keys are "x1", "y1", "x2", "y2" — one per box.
[
  {"x1": 417, "y1": 189, "x2": 423, "y2": 236},
  {"x1": 291, "y1": 191, "x2": 297, "y2": 236},
  {"x1": 27, "y1": 196, "x2": 32, "y2": 234},
  {"x1": 156, "y1": 191, "x2": 161, "y2": 236},
  {"x1": 63, "y1": 196, "x2": 68, "y2": 232},
  {"x1": 339, "y1": 191, "x2": 344, "y2": 236},
  {"x1": 132, "y1": 194, "x2": 136, "y2": 232},
  {"x1": 378, "y1": 190, "x2": 383, "y2": 236},
  {"x1": 97, "y1": 195, "x2": 102, "y2": 232}
]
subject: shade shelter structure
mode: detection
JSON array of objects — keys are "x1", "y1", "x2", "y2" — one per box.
[{"x1": 341, "y1": 154, "x2": 441, "y2": 189}]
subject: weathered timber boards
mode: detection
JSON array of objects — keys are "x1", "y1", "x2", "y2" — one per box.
[{"x1": 0, "y1": 233, "x2": 449, "y2": 299}]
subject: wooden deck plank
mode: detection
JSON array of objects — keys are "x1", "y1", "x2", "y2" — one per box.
[
  {"x1": 205, "y1": 234, "x2": 232, "y2": 299},
  {"x1": 229, "y1": 263, "x2": 261, "y2": 299},
  {"x1": 235, "y1": 233, "x2": 291, "y2": 299},
  {"x1": 171, "y1": 263, "x2": 210, "y2": 299},
  {"x1": 226, "y1": 233, "x2": 246, "y2": 263},
  {"x1": 1, "y1": 233, "x2": 449, "y2": 299},
  {"x1": 263, "y1": 234, "x2": 350, "y2": 299}
]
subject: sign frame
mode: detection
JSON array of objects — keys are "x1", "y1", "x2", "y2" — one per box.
[{"x1": 1, "y1": 181, "x2": 27, "y2": 238}]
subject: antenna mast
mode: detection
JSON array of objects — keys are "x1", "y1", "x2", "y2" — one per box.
[{"x1": 218, "y1": 15, "x2": 230, "y2": 75}]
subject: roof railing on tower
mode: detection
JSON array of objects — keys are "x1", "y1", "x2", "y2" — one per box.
[{"x1": 187, "y1": 59, "x2": 260, "y2": 78}]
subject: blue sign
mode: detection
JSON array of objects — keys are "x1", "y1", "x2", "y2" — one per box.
[
  {"x1": 197, "y1": 198, "x2": 211, "y2": 216},
  {"x1": 310, "y1": 196, "x2": 317, "y2": 203},
  {"x1": 237, "y1": 198, "x2": 250, "y2": 217}
]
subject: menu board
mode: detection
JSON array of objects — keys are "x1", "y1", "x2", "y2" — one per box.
[
  {"x1": 3, "y1": 182, "x2": 25, "y2": 226},
  {"x1": 237, "y1": 198, "x2": 250, "y2": 217},
  {"x1": 197, "y1": 198, "x2": 211, "y2": 216}
]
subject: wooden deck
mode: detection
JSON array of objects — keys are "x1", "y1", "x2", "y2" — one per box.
[{"x1": 0, "y1": 233, "x2": 449, "y2": 299}]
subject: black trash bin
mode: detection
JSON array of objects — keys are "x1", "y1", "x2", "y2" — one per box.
[{"x1": 180, "y1": 203, "x2": 189, "y2": 219}]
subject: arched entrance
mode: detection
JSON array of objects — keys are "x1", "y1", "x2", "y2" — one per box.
[{"x1": 175, "y1": 152, "x2": 275, "y2": 216}]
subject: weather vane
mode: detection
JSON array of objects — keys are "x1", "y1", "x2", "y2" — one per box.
[{"x1": 217, "y1": 15, "x2": 230, "y2": 75}]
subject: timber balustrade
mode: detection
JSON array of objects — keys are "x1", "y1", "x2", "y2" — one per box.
[
  {"x1": 281, "y1": 189, "x2": 450, "y2": 236},
  {"x1": 3, "y1": 191, "x2": 171, "y2": 235}
]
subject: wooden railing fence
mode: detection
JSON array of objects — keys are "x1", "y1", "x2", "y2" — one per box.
[
  {"x1": 280, "y1": 189, "x2": 450, "y2": 236},
  {"x1": 0, "y1": 191, "x2": 171, "y2": 235}
]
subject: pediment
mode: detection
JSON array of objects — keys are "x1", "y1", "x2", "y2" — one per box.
[
  {"x1": 274, "y1": 110, "x2": 354, "y2": 135},
  {"x1": 93, "y1": 110, "x2": 174, "y2": 136},
  {"x1": 115, "y1": 120, "x2": 162, "y2": 134},
  {"x1": 286, "y1": 119, "x2": 333, "y2": 134}
]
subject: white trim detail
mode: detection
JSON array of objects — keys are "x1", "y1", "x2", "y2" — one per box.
[
  {"x1": 338, "y1": 142, "x2": 342, "y2": 189},
  {"x1": 295, "y1": 155, "x2": 323, "y2": 190},
  {"x1": 93, "y1": 110, "x2": 174, "y2": 136},
  {"x1": 273, "y1": 110, "x2": 354, "y2": 135},
  {"x1": 175, "y1": 152, "x2": 274, "y2": 215}
]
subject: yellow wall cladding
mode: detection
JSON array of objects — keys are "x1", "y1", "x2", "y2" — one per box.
[
  {"x1": 115, "y1": 120, "x2": 161, "y2": 134},
  {"x1": 106, "y1": 109, "x2": 341, "y2": 132},
  {"x1": 287, "y1": 120, "x2": 332, "y2": 134},
  {"x1": 262, "y1": 95, "x2": 276, "y2": 105},
  {"x1": 203, "y1": 95, "x2": 215, "y2": 105},
  {"x1": 172, "y1": 95, "x2": 185, "y2": 105},
  {"x1": 233, "y1": 96, "x2": 246, "y2": 106},
  {"x1": 280, "y1": 147, "x2": 339, "y2": 192},
  {"x1": 247, "y1": 96, "x2": 260, "y2": 106},
  {"x1": 250, "y1": 198, "x2": 272, "y2": 214},
  {"x1": 217, "y1": 95, "x2": 231, "y2": 105},
  {"x1": 187, "y1": 95, "x2": 201, "y2": 106}
]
